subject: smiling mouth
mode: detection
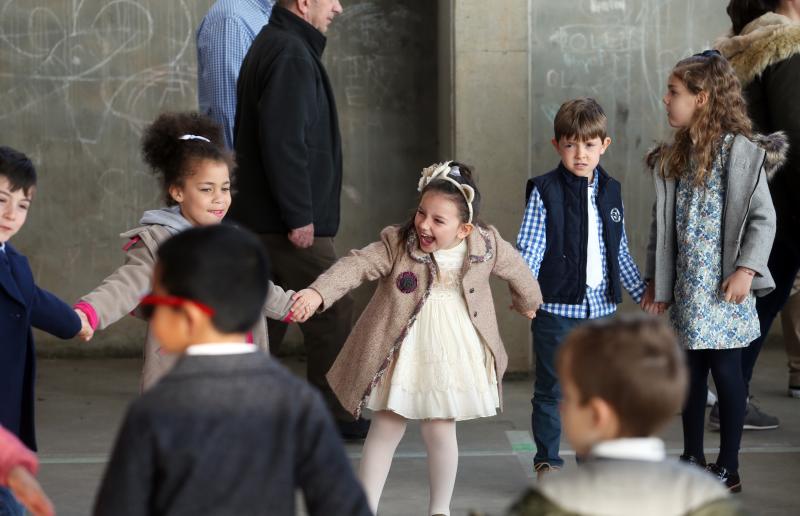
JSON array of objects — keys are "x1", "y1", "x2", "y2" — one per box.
[
  {"x1": 419, "y1": 234, "x2": 435, "y2": 246},
  {"x1": 209, "y1": 210, "x2": 225, "y2": 218}
]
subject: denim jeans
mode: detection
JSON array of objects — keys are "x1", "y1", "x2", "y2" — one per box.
[
  {"x1": 0, "y1": 487, "x2": 23, "y2": 516},
  {"x1": 531, "y1": 310, "x2": 589, "y2": 468},
  {"x1": 743, "y1": 235, "x2": 800, "y2": 395}
]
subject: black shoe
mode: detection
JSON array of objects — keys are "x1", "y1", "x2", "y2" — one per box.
[
  {"x1": 338, "y1": 417, "x2": 371, "y2": 441},
  {"x1": 706, "y1": 463, "x2": 742, "y2": 493},
  {"x1": 679, "y1": 454, "x2": 707, "y2": 468}
]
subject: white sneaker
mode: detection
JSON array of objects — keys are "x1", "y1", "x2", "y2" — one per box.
[
  {"x1": 789, "y1": 386, "x2": 800, "y2": 399},
  {"x1": 706, "y1": 390, "x2": 717, "y2": 407}
]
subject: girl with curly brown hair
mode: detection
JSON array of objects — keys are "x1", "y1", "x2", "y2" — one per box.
[
  {"x1": 641, "y1": 51, "x2": 787, "y2": 493},
  {"x1": 74, "y1": 112, "x2": 297, "y2": 391}
]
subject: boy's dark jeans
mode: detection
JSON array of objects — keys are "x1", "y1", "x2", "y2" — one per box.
[
  {"x1": 743, "y1": 235, "x2": 800, "y2": 395},
  {"x1": 531, "y1": 310, "x2": 588, "y2": 468}
]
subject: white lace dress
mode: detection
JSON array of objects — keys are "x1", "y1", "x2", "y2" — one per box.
[{"x1": 366, "y1": 239, "x2": 500, "y2": 421}]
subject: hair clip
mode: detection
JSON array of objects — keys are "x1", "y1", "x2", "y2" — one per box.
[
  {"x1": 178, "y1": 134, "x2": 211, "y2": 143},
  {"x1": 693, "y1": 49, "x2": 721, "y2": 59}
]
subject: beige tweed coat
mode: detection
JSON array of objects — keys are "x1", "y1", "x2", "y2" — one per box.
[{"x1": 310, "y1": 224, "x2": 543, "y2": 419}]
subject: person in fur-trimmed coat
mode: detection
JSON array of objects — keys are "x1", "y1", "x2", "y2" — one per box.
[
  {"x1": 715, "y1": 0, "x2": 800, "y2": 418},
  {"x1": 292, "y1": 162, "x2": 542, "y2": 516}
]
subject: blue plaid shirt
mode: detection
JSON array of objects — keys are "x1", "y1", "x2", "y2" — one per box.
[
  {"x1": 516, "y1": 169, "x2": 646, "y2": 319},
  {"x1": 197, "y1": 0, "x2": 275, "y2": 149}
]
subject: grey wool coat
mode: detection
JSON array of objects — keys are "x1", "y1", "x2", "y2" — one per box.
[
  {"x1": 309, "y1": 225, "x2": 543, "y2": 419},
  {"x1": 80, "y1": 223, "x2": 295, "y2": 390},
  {"x1": 645, "y1": 132, "x2": 787, "y2": 303}
]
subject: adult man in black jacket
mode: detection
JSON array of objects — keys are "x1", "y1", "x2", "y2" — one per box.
[{"x1": 230, "y1": 0, "x2": 369, "y2": 439}]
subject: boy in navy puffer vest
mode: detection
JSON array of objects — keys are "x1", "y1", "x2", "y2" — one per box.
[{"x1": 516, "y1": 98, "x2": 647, "y2": 478}]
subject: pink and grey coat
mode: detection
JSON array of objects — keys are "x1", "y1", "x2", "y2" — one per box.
[
  {"x1": 309, "y1": 224, "x2": 543, "y2": 419},
  {"x1": 75, "y1": 207, "x2": 295, "y2": 390}
]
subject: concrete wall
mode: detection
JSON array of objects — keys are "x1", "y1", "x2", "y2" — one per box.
[
  {"x1": 445, "y1": 0, "x2": 736, "y2": 372},
  {"x1": 0, "y1": 0, "x2": 438, "y2": 355}
]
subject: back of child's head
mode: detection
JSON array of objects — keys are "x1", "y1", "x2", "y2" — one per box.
[
  {"x1": 660, "y1": 51, "x2": 751, "y2": 184},
  {"x1": 553, "y1": 98, "x2": 608, "y2": 142},
  {"x1": 156, "y1": 225, "x2": 269, "y2": 333},
  {"x1": 0, "y1": 146, "x2": 36, "y2": 197},
  {"x1": 142, "y1": 112, "x2": 234, "y2": 206},
  {"x1": 557, "y1": 316, "x2": 687, "y2": 437}
]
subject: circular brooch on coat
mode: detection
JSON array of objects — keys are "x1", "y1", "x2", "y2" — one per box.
[{"x1": 396, "y1": 271, "x2": 418, "y2": 294}]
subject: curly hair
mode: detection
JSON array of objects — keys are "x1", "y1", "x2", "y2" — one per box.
[
  {"x1": 141, "y1": 112, "x2": 235, "y2": 206},
  {"x1": 658, "y1": 53, "x2": 752, "y2": 186}
]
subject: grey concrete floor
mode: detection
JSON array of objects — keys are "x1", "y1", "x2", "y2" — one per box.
[{"x1": 33, "y1": 342, "x2": 800, "y2": 516}]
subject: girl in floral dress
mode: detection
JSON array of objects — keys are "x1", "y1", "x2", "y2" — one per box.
[{"x1": 642, "y1": 50, "x2": 786, "y2": 493}]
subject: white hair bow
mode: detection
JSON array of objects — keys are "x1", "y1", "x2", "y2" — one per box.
[{"x1": 417, "y1": 161, "x2": 475, "y2": 224}]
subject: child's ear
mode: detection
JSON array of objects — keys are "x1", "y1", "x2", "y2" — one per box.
[
  {"x1": 168, "y1": 185, "x2": 184, "y2": 204},
  {"x1": 696, "y1": 91, "x2": 709, "y2": 108},
  {"x1": 551, "y1": 138, "x2": 560, "y2": 151},
  {"x1": 183, "y1": 302, "x2": 214, "y2": 335},
  {"x1": 458, "y1": 223, "x2": 474, "y2": 240},
  {"x1": 600, "y1": 137, "x2": 612, "y2": 154},
  {"x1": 590, "y1": 397, "x2": 621, "y2": 439}
]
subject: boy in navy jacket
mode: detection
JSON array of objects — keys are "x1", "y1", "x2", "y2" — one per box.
[{"x1": 0, "y1": 146, "x2": 86, "y2": 513}]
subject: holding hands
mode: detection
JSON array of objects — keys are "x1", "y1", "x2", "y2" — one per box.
[
  {"x1": 290, "y1": 289, "x2": 324, "y2": 323},
  {"x1": 75, "y1": 309, "x2": 94, "y2": 341},
  {"x1": 640, "y1": 281, "x2": 669, "y2": 315}
]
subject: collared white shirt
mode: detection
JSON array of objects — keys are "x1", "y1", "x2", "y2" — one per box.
[
  {"x1": 185, "y1": 343, "x2": 257, "y2": 356},
  {"x1": 590, "y1": 438, "x2": 666, "y2": 462}
]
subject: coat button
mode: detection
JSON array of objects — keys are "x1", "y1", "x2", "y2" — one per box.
[{"x1": 469, "y1": 288, "x2": 475, "y2": 293}]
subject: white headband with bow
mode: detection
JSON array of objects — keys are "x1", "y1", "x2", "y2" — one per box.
[{"x1": 418, "y1": 161, "x2": 475, "y2": 224}]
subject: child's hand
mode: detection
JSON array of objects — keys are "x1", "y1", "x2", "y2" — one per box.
[
  {"x1": 509, "y1": 305, "x2": 538, "y2": 319},
  {"x1": 291, "y1": 289, "x2": 323, "y2": 323},
  {"x1": 7, "y1": 466, "x2": 55, "y2": 516},
  {"x1": 75, "y1": 309, "x2": 94, "y2": 341},
  {"x1": 640, "y1": 282, "x2": 668, "y2": 315},
  {"x1": 721, "y1": 268, "x2": 755, "y2": 304}
]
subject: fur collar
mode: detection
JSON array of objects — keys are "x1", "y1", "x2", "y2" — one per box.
[
  {"x1": 715, "y1": 12, "x2": 800, "y2": 85},
  {"x1": 645, "y1": 132, "x2": 789, "y2": 179}
]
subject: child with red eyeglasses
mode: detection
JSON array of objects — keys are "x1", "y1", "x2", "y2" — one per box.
[
  {"x1": 92, "y1": 225, "x2": 372, "y2": 516},
  {"x1": 74, "y1": 112, "x2": 297, "y2": 390}
]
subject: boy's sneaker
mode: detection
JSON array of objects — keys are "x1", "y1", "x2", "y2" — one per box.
[
  {"x1": 534, "y1": 462, "x2": 560, "y2": 481},
  {"x1": 789, "y1": 385, "x2": 800, "y2": 399},
  {"x1": 706, "y1": 463, "x2": 742, "y2": 493},
  {"x1": 708, "y1": 399, "x2": 779, "y2": 431}
]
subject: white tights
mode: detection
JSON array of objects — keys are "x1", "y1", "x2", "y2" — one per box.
[{"x1": 358, "y1": 411, "x2": 458, "y2": 516}]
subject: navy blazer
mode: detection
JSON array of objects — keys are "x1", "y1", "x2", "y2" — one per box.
[{"x1": 1, "y1": 243, "x2": 80, "y2": 450}]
